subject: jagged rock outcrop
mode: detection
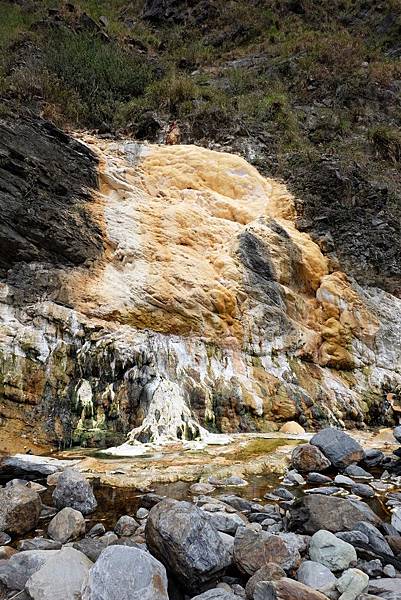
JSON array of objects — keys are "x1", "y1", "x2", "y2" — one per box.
[{"x1": 1, "y1": 114, "x2": 400, "y2": 450}]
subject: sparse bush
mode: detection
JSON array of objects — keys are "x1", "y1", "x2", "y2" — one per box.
[
  {"x1": 370, "y1": 125, "x2": 401, "y2": 163},
  {"x1": 145, "y1": 74, "x2": 199, "y2": 115}
]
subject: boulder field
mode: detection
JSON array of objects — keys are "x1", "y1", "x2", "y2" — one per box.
[{"x1": 0, "y1": 427, "x2": 400, "y2": 599}]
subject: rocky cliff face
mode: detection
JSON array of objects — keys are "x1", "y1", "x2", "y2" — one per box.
[{"x1": 1, "y1": 115, "x2": 400, "y2": 450}]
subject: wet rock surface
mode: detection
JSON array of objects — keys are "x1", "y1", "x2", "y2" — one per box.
[{"x1": 0, "y1": 428, "x2": 400, "y2": 599}]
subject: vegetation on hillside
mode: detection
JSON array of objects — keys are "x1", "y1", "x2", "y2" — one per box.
[{"x1": 1, "y1": 0, "x2": 400, "y2": 293}]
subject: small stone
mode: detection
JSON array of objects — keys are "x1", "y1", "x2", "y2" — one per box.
[
  {"x1": 344, "y1": 465, "x2": 373, "y2": 479},
  {"x1": 357, "y1": 559, "x2": 382, "y2": 578},
  {"x1": 245, "y1": 563, "x2": 285, "y2": 599},
  {"x1": 0, "y1": 532, "x2": 11, "y2": 546},
  {"x1": 336, "y1": 568, "x2": 369, "y2": 600},
  {"x1": 335, "y1": 475, "x2": 356, "y2": 486},
  {"x1": 114, "y1": 515, "x2": 139, "y2": 536},
  {"x1": 0, "y1": 546, "x2": 16, "y2": 559},
  {"x1": 391, "y1": 507, "x2": 401, "y2": 532},
  {"x1": 307, "y1": 473, "x2": 332, "y2": 484},
  {"x1": 208, "y1": 511, "x2": 247, "y2": 535},
  {"x1": 18, "y1": 537, "x2": 62, "y2": 551},
  {"x1": 393, "y1": 426, "x2": 401, "y2": 443},
  {"x1": 224, "y1": 476, "x2": 248, "y2": 487},
  {"x1": 296, "y1": 560, "x2": 337, "y2": 592},
  {"x1": 48, "y1": 507, "x2": 86, "y2": 543},
  {"x1": 336, "y1": 531, "x2": 369, "y2": 546},
  {"x1": 305, "y1": 486, "x2": 342, "y2": 495},
  {"x1": 87, "y1": 523, "x2": 106, "y2": 538},
  {"x1": 279, "y1": 421, "x2": 305, "y2": 435},
  {"x1": 310, "y1": 428, "x2": 364, "y2": 469},
  {"x1": 351, "y1": 483, "x2": 374, "y2": 498},
  {"x1": 369, "y1": 578, "x2": 401, "y2": 595},
  {"x1": 267, "y1": 487, "x2": 295, "y2": 501},
  {"x1": 192, "y1": 590, "x2": 236, "y2": 600},
  {"x1": 190, "y1": 483, "x2": 215, "y2": 495},
  {"x1": 362, "y1": 449, "x2": 384, "y2": 468},
  {"x1": 283, "y1": 470, "x2": 305, "y2": 486},
  {"x1": 383, "y1": 564, "x2": 396, "y2": 577},
  {"x1": 291, "y1": 444, "x2": 331, "y2": 472},
  {"x1": 309, "y1": 529, "x2": 357, "y2": 572},
  {"x1": 136, "y1": 508, "x2": 149, "y2": 520}
]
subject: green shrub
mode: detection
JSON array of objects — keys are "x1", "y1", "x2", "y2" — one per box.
[
  {"x1": 43, "y1": 30, "x2": 156, "y2": 126},
  {"x1": 145, "y1": 74, "x2": 199, "y2": 114}
]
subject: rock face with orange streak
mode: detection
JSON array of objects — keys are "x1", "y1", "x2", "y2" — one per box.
[{"x1": 1, "y1": 118, "x2": 400, "y2": 449}]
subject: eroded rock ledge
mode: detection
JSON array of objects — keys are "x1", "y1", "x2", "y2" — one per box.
[{"x1": 0, "y1": 116, "x2": 400, "y2": 450}]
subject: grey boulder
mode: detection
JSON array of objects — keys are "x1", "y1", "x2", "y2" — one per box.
[
  {"x1": 191, "y1": 590, "x2": 237, "y2": 600},
  {"x1": 233, "y1": 527, "x2": 300, "y2": 576},
  {"x1": 48, "y1": 507, "x2": 86, "y2": 543},
  {"x1": 81, "y1": 545, "x2": 168, "y2": 600},
  {"x1": 296, "y1": 560, "x2": 337, "y2": 593},
  {"x1": 52, "y1": 468, "x2": 97, "y2": 515},
  {"x1": 26, "y1": 547, "x2": 92, "y2": 600},
  {"x1": 310, "y1": 428, "x2": 364, "y2": 468},
  {"x1": 145, "y1": 498, "x2": 230, "y2": 592},
  {"x1": 354, "y1": 521, "x2": 394, "y2": 556},
  {"x1": 288, "y1": 494, "x2": 381, "y2": 534},
  {"x1": 245, "y1": 563, "x2": 286, "y2": 599},
  {"x1": 309, "y1": 530, "x2": 357, "y2": 572},
  {"x1": 207, "y1": 511, "x2": 247, "y2": 535},
  {"x1": 0, "y1": 484, "x2": 41, "y2": 535},
  {"x1": 291, "y1": 444, "x2": 331, "y2": 473},
  {"x1": 336, "y1": 568, "x2": 369, "y2": 600},
  {"x1": 114, "y1": 515, "x2": 139, "y2": 536},
  {"x1": 0, "y1": 550, "x2": 58, "y2": 590}
]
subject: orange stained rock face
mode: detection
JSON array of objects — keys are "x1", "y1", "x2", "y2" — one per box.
[{"x1": 67, "y1": 140, "x2": 378, "y2": 370}]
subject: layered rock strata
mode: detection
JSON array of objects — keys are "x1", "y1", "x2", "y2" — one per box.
[{"x1": 1, "y1": 115, "x2": 400, "y2": 449}]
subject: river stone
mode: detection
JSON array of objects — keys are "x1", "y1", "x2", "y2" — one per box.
[
  {"x1": 336, "y1": 568, "x2": 369, "y2": 600},
  {"x1": 0, "y1": 546, "x2": 16, "y2": 559},
  {"x1": 208, "y1": 511, "x2": 247, "y2": 535},
  {"x1": 362, "y1": 450, "x2": 384, "y2": 468},
  {"x1": 81, "y1": 545, "x2": 168, "y2": 600},
  {"x1": 288, "y1": 494, "x2": 381, "y2": 534},
  {"x1": 291, "y1": 444, "x2": 331, "y2": 472},
  {"x1": 354, "y1": 521, "x2": 394, "y2": 556},
  {"x1": 307, "y1": 473, "x2": 333, "y2": 484},
  {"x1": 279, "y1": 421, "x2": 305, "y2": 434},
  {"x1": 114, "y1": 515, "x2": 139, "y2": 536},
  {"x1": 336, "y1": 531, "x2": 369, "y2": 546},
  {"x1": 357, "y1": 559, "x2": 382, "y2": 578},
  {"x1": 352, "y1": 483, "x2": 374, "y2": 498},
  {"x1": 391, "y1": 507, "x2": 401, "y2": 532},
  {"x1": 310, "y1": 428, "x2": 364, "y2": 468},
  {"x1": 18, "y1": 538, "x2": 62, "y2": 551},
  {"x1": 245, "y1": 564, "x2": 286, "y2": 599},
  {"x1": 145, "y1": 498, "x2": 230, "y2": 592},
  {"x1": 369, "y1": 578, "x2": 401, "y2": 595},
  {"x1": 26, "y1": 547, "x2": 92, "y2": 600},
  {"x1": 218, "y1": 495, "x2": 254, "y2": 512},
  {"x1": 309, "y1": 530, "x2": 357, "y2": 572},
  {"x1": 335, "y1": 475, "x2": 356, "y2": 486},
  {"x1": 344, "y1": 465, "x2": 373, "y2": 479},
  {"x1": 0, "y1": 485, "x2": 41, "y2": 535},
  {"x1": 254, "y1": 578, "x2": 328, "y2": 600},
  {"x1": 192, "y1": 590, "x2": 237, "y2": 600},
  {"x1": 52, "y1": 468, "x2": 97, "y2": 515},
  {"x1": 0, "y1": 550, "x2": 59, "y2": 590},
  {"x1": 48, "y1": 507, "x2": 86, "y2": 543},
  {"x1": 393, "y1": 426, "x2": 401, "y2": 443},
  {"x1": 233, "y1": 527, "x2": 300, "y2": 576},
  {"x1": 73, "y1": 538, "x2": 107, "y2": 562},
  {"x1": 0, "y1": 454, "x2": 69, "y2": 480},
  {"x1": 296, "y1": 560, "x2": 336, "y2": 592},
  {"x1": 0, "y1": 533, "x2": 10, "y2": 546},
  {"x1": 190, "y1": 483, "x2": 215, "y2": 495}
]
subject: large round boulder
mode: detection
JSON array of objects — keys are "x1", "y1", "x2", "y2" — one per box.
[
  {"x1": 145, "y1": 498, "x2": 230, "y2": 592},
  {"x1": 309, "y1": 530, "x2": 357, "y2": 572},
  {"x1": 81, "y1": 545, "x2": 168, "y2": 600},
  {"x1": 0, "y1": 484, "x2": 41, "y2": 535},
  {"x1": 48, "y1": 507, "x2": 86, "y2": 543},
  {"x1": 52, "y1": 468, "x2": 97, "y2": 515},
  {"x1": 310, "y1": 428, "x2": 364, "y2": 468}
]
